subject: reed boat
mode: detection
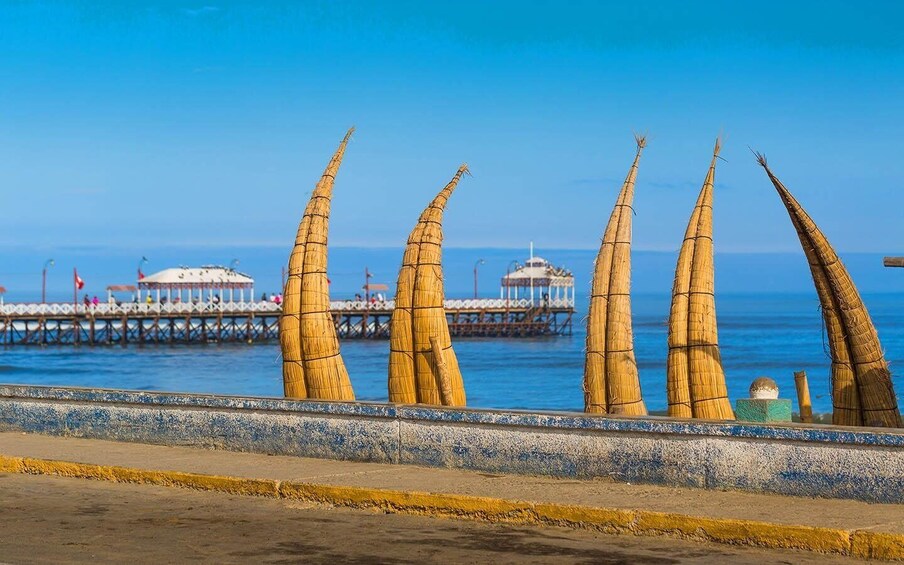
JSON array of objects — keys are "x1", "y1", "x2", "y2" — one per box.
[
  {"x1": 666, "y1": 139, "x2": 734, "y2": 420},
  {"x1": 279, "y1": 128, "x2": 355, "y2": 401},
  {"x1": 583, "y1": 136, "x2": 647, "y2": 416},
  {"x1": 388, "y1": 165, "x2": 469, "y2": 406}
]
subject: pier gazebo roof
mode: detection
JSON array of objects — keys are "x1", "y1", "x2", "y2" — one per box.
[
  {"x1": 501, "y1": 257, "x2": 573, "y2": 288},
  {"x1": 106, "y1": 285, "x2": 137, "y2": 292},
  {"x1": 138, "y1": 266, "x2": 254, "y2": 289}
]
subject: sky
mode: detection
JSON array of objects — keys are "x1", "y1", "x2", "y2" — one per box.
[{"x1": 0, "y1": 1, "x2": 902, "y2": 255}]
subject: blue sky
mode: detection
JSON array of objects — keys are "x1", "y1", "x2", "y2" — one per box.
[{"x1": 0, "y1": 1, "x2": 902, "y2": 252}]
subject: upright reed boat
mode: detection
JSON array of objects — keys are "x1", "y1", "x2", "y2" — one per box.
[
  {"x1": 756, "y1": 153, "x2": 901, "y2": 428},
  {"x1": 666, "y1": 139, "x2": 734, "y2": 420},
  {"x1": 279, "y1": 128, "x2": 355, "y2": 401},
  {"x1": 388, "y1": 165, "x2": 469, "y2": 406},
  {"x1": 584, "y1": 136, "x2": 647, "y2": 415}
]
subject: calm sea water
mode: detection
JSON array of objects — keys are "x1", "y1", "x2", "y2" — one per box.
[{"x1": 2, "y1": 292, "x2": 902, "y2": 414}]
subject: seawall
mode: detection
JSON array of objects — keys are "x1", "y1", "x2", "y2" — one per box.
[{"x1": 0, "y1": 384, "x2": 901, "y2": 503}]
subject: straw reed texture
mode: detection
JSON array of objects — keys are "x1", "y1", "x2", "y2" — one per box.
[
  {"x1": 388, "y1": 165, "x2": 469, "y2": 406},
  {"x1": 666, "y1": 139, "x2": 734, "y2": 420},
  {"x1": 430, "y1": 336, "x2": 455, "y2": 406},
  {"x1": 583, "y1": 136, "x2": 648, "y2": 416},
  {"x1": 756, "y1": 153, "x2": 901, "y2": 428},
  {"x1": 279, "y1": 128, "x2": 355, "y2": 401},
  {"x1": 280, "y1": 196, "x2": 313, "y2": 399}
]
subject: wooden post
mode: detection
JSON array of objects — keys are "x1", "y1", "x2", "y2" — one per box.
[{"x1": 794, "y1": 370, "x2": 813, "y2": 424}]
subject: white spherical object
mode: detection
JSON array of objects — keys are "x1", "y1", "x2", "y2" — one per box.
[{"x1": 749, "y1": 377, "x2": 779, "y2": 400}]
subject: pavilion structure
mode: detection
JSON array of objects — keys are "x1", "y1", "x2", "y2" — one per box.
[
  {"x1": 105, "y1": 285, "x2": 138, "y2": 304},
  {"x1": 363, "y1": 283, "x2": 389, "y2": 302},
  {"x1": 137, "y1": 266, "x2": 255, "y2": 303},
  {"x1": 500, "y1": 248, "x2": 574, "y2": 305}
]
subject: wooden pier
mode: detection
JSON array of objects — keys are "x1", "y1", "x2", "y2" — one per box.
[{"x1": 0, "y1": 298, "x2": 573, "y2": 346}]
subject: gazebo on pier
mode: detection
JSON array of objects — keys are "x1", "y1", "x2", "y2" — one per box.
[
  {"x1": 138, "y1": 266, "x2": 255, "y2": 304},
  {"x1": 105, "y1": 284, "x2": 138, "y2": 304},
  {"x1": 500, "y1": 255, "x2": 574, "y2": 304}
]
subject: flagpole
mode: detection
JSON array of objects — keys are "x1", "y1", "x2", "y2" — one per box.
[{"x1": 73, "y1": 268, "x2": 77, "y2": 310}]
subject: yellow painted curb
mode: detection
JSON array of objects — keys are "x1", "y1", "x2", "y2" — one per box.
[
  {"x1": 281, "y1": 482, "x2": 536, "y2": 522},
  {"x1": 0, "y1": 454, "x2": 279, "y2": 497},
  {"x1": 1, "y1": 453, "x2": 902, "y2": 561},
  {"x1": 0, "y1": 454, "x2": 26, "y2": 473},
  {"x1": 633, "y1": 510, "x2": 851, "y2": 554},
  {"x1": 851, "y1": 531, "x2": 904, "y2": 561},
  {"x1": 533, "y1": 502, "x2": 635, "y2": 533}
]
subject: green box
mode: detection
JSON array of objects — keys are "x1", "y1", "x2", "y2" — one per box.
[{"x1": 735, "y1": 398, "x2": 792, "y2": 423}]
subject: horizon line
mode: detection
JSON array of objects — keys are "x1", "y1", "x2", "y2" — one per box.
[{"x1": 0, "y1": 243, "x2": 897, "y2": 256}]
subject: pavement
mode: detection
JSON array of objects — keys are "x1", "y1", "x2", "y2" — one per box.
[
  {"x1": 0, "y1": 473, "x2": 875, "y2": 564},
  {"x1": 0, "y1": 432, "x2": 902, "y2": 561}
]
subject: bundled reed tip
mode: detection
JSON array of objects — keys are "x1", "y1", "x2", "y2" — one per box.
[
  {"x1": 634, "y1": 133, "x2": 647, "y2": 150},
  {"x1": 751, "y1": 149, "x2": 768, "y2": 168},
  {"x1": 712, "y1": 136, "x2": 722, "y2": 158}
]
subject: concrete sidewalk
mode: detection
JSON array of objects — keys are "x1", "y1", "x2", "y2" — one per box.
[{"x1": 0, "y1": 431, "x2": 902, "y2": 560}]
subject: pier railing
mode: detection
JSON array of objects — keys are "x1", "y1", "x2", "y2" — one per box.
[
  {"x1": 1, "y1": 301, "x2": 281, "y2": 317},
  {"x1": 0, "y1": 298, "x2": 574, "y2": 317}
]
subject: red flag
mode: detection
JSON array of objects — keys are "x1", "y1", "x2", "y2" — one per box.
[
  {"x1": 74, "y1": 269, "x2": 85, "y2": 290},
  {"x1": 138, "y1": 269, "x2": 145, "y2": 280}
]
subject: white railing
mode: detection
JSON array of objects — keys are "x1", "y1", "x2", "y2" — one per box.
[
  {"x1": 0, "y1": 301, "x2": 282, "y2": 317},
  {"x1": 446, "y1": 298, "x2": 573, "y2": 309},
  {"x1": 0, "y1": 297, "x2": 574, "y2": 317},
  {"x1": 329, "y1": 298, "x2": 573, "y2": 310}
]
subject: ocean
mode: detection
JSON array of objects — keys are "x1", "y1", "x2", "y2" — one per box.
[{"x1": 1, "y1": 246, "x2": 903, "y2": 414}]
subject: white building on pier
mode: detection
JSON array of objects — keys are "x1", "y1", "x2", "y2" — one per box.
[
  {"x1": 138, "y1": 266, "x2": 255, "y2": 304},
  {"x1": 500, "y1": 254, "x2": 574, "y2": 305}
]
